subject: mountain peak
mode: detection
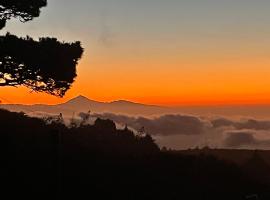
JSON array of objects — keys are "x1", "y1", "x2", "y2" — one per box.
[
  {"x1": 66, "y1": 95, "x2": 93, "y2": 104},
  {"x1": 75, "y1": 95, "x2": 90, "y2": 100}
]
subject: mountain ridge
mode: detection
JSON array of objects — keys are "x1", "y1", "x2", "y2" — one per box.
[
  {"x1": 2, "y1": 95, "x2": 270, "y2": 118},
  {"x1": 0, "y1": 95, "x2": 168, "y2": 116}
]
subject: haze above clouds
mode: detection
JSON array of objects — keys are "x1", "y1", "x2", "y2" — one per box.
[{"x1": 1, "y1": 95, "x2": 270, "y2": 150}]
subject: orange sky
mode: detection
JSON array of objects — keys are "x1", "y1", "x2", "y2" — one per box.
[
  {"x1": 1, "y1": 51, "x2": 270, "y2": 106},
  {"x1": 1, "y1": 0, "x2": 270, "y2": 106}
]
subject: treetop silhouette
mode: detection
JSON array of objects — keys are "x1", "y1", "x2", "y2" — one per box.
[
  {"x1": 0, "y1": 0, "x2": 47, "y2": 29},
  {"x1": 0, "y1": 0, "x2": 84, "y2": 97},
  {"x1": 0, "y1": 33, "x2": 83, "y2": 97}
]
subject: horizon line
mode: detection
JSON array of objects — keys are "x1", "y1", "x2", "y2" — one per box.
[{"x1": 2, "y1": 95, "x2": 270, "y2": 108}]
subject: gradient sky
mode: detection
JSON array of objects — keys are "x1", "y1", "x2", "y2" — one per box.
[{"x1": 1, "y1": 0, "x2": 270, "y2": 106}]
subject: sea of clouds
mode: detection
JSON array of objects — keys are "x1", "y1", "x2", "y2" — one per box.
[
  {"x1": 30, "y1": 110, "x2": 270, "y2": 150},
  {"x1": 89, "y1": 113, "x2": 270, "y2": 150}
]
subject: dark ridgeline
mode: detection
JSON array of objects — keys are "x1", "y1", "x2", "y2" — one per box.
[{"x1": 1, "y1": 108, "x2": 270, "y2": 199}]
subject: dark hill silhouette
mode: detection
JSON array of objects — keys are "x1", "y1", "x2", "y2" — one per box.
[
  {"x1": 1, "y1": 108, "x2": 270, "y2": 199},
  {"x1": 176, "y1": 148, "x2": 270, "y2": 166},
  {"x1": 243, "y1": 151, "x2": 270, "y2": 185}
]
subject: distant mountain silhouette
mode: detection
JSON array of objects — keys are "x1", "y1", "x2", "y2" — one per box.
[
  {"x1": 2, "y1": 95, "x2": 270, "y2": 118},
  {"x1": 0, "y1": 95, "x2": 170, "y2": 117},
  {"x1": 66, "y1": 95, "x2": 97, "y2": 104}
]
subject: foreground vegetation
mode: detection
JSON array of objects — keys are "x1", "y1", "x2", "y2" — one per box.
[{"x1": 1, "y1": 109, "x2": 269, "y2": 199}]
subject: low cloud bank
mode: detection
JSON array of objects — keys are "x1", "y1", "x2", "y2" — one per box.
[
  {"x1": 91, "y1": 113, "x2": 206, "y2": 136},
  {"x1": 224, "y1": 131, "x2": 270, "y2": 149},
  {"x1": 87, "y1": 112, "x2": 270, "y2": 150},
  {"x1": 29, "y1": 110, "x2": 270, "y2": 149},
  {"x1": 212, "y1": 118, "x2": 270, "y2": 131}
]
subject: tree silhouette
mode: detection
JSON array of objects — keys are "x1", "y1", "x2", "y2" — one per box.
[
  {"x1": 0, "y1": 33, "x2": 83, "y2": 97},
  {"x1": 0, "y1": 0, "x2": 47, "y2": 29},
  {"x1": 0, "y1": 0, "x2": 84, "y2": 97}
]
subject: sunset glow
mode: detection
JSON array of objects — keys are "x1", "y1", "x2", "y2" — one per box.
[{"x1": 1, "y1": 0, "x2": 270, "y2": 106}]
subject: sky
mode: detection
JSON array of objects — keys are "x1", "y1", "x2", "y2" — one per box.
[{"x1": 1, "y1": 0, "x2": 270, "y2": 106}]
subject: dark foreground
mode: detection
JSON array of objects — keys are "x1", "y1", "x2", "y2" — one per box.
[{"x1": 1, "y1": 109, "x2": 270, "y2": 199}]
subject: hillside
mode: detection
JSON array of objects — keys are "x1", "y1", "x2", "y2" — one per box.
[
  {"x1": 176, "y1": 148, "x2": 270, "y2": 166},
  {"x1": 2, "y1": 108, "x2": 270, "y2": 199}
]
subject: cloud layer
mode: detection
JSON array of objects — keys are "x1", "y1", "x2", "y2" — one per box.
[
  {"x1": 86, "y1": 112, "x2": 270, "y2": 150},
  {"x1": 92, "y1": 113, "x2": 206, "y2": 136},
  {"x1": 224, "y1": 131, "x2": 270, "y2": 149}
]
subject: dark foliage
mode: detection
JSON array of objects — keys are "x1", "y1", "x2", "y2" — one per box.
[
  {"x1": 0, "y1": 0, "x2": 47, "y2": 29},
  {"x1": 0, "y1": 1, "x2": 84, "y2": 97},
  {"x1": 0, "y1": 33, "x2": 83, "y2": 97},
  {"x1": 1, "y1": 109, "x2": 269, "y2": 199}
]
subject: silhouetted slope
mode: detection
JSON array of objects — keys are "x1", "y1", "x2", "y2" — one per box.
[
  {"x1": 243, "y1": 151, "x2": 270, "y2": 185},
  {"x1": 176, "y1": 148, "x2": 270, "y2": 166},
  {"x1": 1, "y1": 109, "x2": 269, "y2": 199}
]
